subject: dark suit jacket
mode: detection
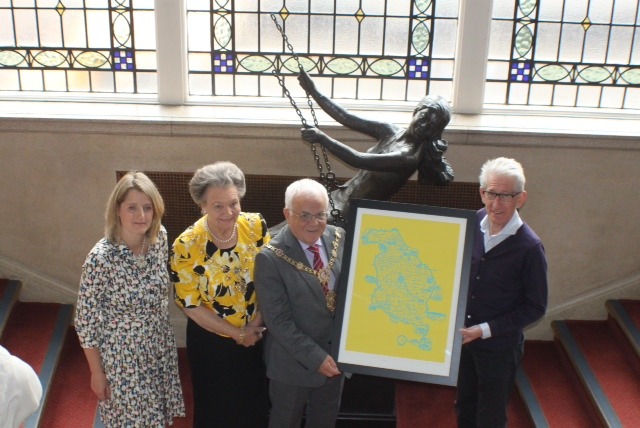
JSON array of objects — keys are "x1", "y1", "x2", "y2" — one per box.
[{"x1": 254, "y1": 224, "x2": 344, "y2": 387}]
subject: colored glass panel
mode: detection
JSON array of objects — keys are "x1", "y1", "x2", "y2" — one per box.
[
  {"x1": 0, "y1": 0, "x2": 156, "y2": 93},
  {"x1": 187, "y1": 0, "x2": 458, "y2": 101},
  {"x1": 488, "y1": 0, "x2": 640, "y2": 109}
]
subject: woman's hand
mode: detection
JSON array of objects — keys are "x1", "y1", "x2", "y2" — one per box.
[
  {"x1": 81, "y1": 347, "x2": 111, "y2": 401},
  {"x1": 184, "y1": 307, "x2": 267, "y2": 347},
  {"x1": 237, "y1": 325, "x2": 267, "y2": 347},
  {"x1": 90, "y1": 370, "x2": 111, "y2": 401}
]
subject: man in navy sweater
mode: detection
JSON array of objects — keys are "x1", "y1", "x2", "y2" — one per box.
[{"x1": 456, "y1": 157, "x2": 548, "y2": 427}]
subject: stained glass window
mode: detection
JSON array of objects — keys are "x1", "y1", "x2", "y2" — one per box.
[
  {"x1": 186, "y1": 0, "x2": 459, "y2": 102},
  {"x1": 3, "y1": 0, "x2": 638, "y2": 112},
  {"x1": 487, "y1": 0, "x2": 640, "y2": 109},
  {"x1": 0, "y1": 0, "x2": 157, "y2": 94}
]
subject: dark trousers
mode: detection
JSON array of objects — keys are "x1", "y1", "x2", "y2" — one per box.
[
  {"x1": 455, "y1": 340, "x2": 524, "y2": 428},
  {"x1": 268, "y1": 375, "x2": 344, "y2": 428},
  {"x1": 187, "y1": 318, "x2": 269, "y2": 428}
]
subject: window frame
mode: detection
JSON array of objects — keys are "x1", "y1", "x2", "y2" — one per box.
[
  {"x1": 154, "y1": 0, "x2": 491, "y2": 114},
  {"x1": 1, "y1": 0, "x2": 639, "y2": 124}
]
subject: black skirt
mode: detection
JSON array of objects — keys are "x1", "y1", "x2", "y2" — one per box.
[{"x1": 186, "y1": 318, "x2": 269, "y2": 428}]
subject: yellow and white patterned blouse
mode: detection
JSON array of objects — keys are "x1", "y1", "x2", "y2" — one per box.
[{"x1": 170, "y1": 212, "x2": 270, "y2": 330}]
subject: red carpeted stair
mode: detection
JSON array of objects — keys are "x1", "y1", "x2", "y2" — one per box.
[
  {"x1": 39, "y1": 329, "x2": 100, "y2": 428},
  {"x1": 3, "y1": 278, "x2": 640, "y2": 427},
  {"x1": 1, "y1": 301, "x2": 62, "y2": 374},
  {"x1": 0, "y1": 280, "x2": 194, "y2": 428},
  {"x1": 517, "y1": 340, "x2": 600, "y2": 427},
  {"x1": 395, "y1": 378, "x2": 532, "y2": 427},
  {"x1": 620, "y1": 300, "x2": 640, "y2": 328},
  {"x1": 557, "y1": 319, "x2": 640, "y2": 425},
  {"x1": 395, "y1": 298, "x2": 640, "y2": 427},
  {"x1": 39, "y1": 331, "x2": 195, "y2": 428},
  {"x1": 174, "y1": 348, "x2": 195, "y2": 428},
  {"x1": 0, "y1": 283, "x2": 75, "y2": 428}
]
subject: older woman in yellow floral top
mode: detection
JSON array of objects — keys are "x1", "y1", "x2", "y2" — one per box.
[{"x1": 170, "y1": 161, "x2": 270, "y2": 428}]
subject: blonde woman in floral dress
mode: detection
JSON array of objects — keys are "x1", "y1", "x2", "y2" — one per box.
[
  {"x1": 171, "y1": 161, "x2": 270, "y2": 428},
  {"x1": 75, "y1": 171, "x2": 185, "y2": 427}
]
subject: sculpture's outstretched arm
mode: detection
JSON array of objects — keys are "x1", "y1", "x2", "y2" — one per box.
[
  {"x1": 301, "y1": 127, "x2": 419, "y2": 172},
  {"x1": 298, "y1": 69, "x2": 396, "y2": 139}
]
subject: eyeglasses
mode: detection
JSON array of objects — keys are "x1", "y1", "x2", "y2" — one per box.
[
  {"x1": 289, "y1": 210, "x2": 329, "y2": 222},
  {"x1": 481, "y1": 190, "x2": 521, "y2": 202}
]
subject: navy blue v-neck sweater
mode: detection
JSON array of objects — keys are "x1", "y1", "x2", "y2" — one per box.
[{"x1": 465, "y1": 208, "x2": 548, "y2": 351}]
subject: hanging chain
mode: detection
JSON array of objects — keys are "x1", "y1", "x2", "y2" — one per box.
[{"x1": 270, "y1": 13, "x2": 345, "y2": 225}]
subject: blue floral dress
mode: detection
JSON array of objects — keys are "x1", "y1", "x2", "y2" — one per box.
[{"x1": 75, "y1": 226, "x2": 185, "y2": 427}]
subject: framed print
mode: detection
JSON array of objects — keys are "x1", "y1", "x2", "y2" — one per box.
[{"x1": 331, "y1": 199, "x2": 476, "y2": 386}]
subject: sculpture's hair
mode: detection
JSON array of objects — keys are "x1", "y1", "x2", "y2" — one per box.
[
  {"x1": 105, "y1": 171, "x2": 165, "y2": 244},
  {"x1": 414, "y1": 96, "x2": 454, "y2": 185},
  {"x1": 413, "y1": 95, "x2": 453, "y2": 185},
  {"x1": 188, "y1": 161, "x2": 247, "y2": 206},
  {"x1": 284, "y1": 178, "x2": 329, "y2": 210},
  {"x1": 413, "y1": 95, "x2": 451, "y2": 140},
  {"x1": 417, "y1": 139, "x2": 454, "y2": 185},
  {"x1": 479, "y1": 157, "x2": 526, "y2": 192}
]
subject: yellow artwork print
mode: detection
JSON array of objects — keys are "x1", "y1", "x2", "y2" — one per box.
[{"x1": 344, "y1": 213, "x2": 461, "y2": 363}]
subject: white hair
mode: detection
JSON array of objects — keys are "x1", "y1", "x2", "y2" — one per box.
[
  {"x1": 479, "y1": 157, "x2": 526, "y2": 192},
  {"x1": 284, "y1": 178, "x2": 329, "y2": 210}
]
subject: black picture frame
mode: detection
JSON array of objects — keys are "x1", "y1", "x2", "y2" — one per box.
[{"x1": 331, "y1": 199, "x2": 476, "y2": 386}]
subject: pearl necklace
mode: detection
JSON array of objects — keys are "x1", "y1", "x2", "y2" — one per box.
[
  {"x1": 135, "y1": 234, "x2": 147, "y2": 269},
  {"x1": 205, "y1": 220, "x2": 237, "y2": 244}
]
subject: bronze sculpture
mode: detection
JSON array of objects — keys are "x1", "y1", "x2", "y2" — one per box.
[
  {"x1": 297, "y1": 69, "x2": 454, "y2": 223},
  {"x1": 268, "y1": 69, "x2": 454, "y2": 235}
]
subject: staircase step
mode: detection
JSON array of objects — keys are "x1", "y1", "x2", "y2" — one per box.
[
  {"x1": 516, "y1": 340, "x2": 600, "y2": 427},
  {"x1": 514, "y1": 367, "x2": 548, "y2": 428},
  {"x1": 607, "y1": 299, "x2": 640, "y2": 362},
  {"x1": 41, "y1": 333, "x2": 192, "y2": 428},
  {"x1": 0, "y1": 279, "x2": 21, "y2": 335},
  {"x1": 5, "y1": 281, "x2": 637, "y2": 428},
  {"x1": 395, "y1": 378, "x2": 533, "y2": 427},
  {"x1": 396, "y1": 382, "x2": 456, "y2": 428},
  {"x1": 619, "y1": 299, "x2": 640, "y2": 329},
  {"x1": 553, "y1": 319, "x2": 640, "y2": 426},
  {"x1": 169, "y1": 348, "x2": 193, "y2": 428},
  {"x1": 39, "y1": 328, "x2": 100, "y2": 428},
  {"x1": 0, "y1": 301, "x2": 74, "y2": 428}
]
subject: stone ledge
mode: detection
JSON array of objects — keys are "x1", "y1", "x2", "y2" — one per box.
[{"x1": 1, "y1": 99, "x2": 640, "y2": 150}]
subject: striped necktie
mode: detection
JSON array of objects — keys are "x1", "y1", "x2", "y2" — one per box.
[{"x1": 308, "y1": 244, "x2": 329, "y2": 295}]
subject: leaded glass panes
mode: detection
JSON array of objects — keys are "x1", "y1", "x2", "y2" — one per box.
[
  {"x1": 186, "y1": 0, "x2": 459, "y2": 102},
  {"x1": 0, "y1": 0, "x2": 157, "y2": 94},
  {"x1": 487, "y1": 0, "x2": 640, "y2": 110}
]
